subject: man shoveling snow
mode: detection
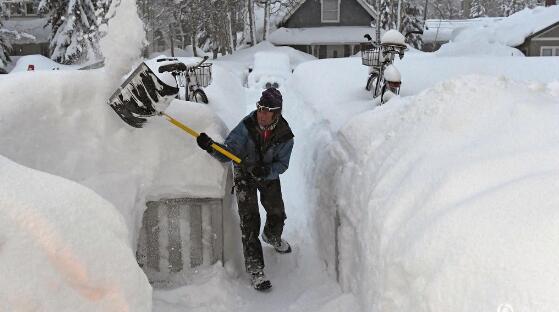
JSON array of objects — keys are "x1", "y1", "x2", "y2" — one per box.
[{"x1": 196, "y1": 88, "x2": 294, "y2": 291}]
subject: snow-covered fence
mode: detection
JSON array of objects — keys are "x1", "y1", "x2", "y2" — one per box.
[{"x1": 136, "y1": 197, "x2": 226, "y2": 288}]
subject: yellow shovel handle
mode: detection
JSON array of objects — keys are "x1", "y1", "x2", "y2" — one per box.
[{"x1": 160, "y1": 112, "x2": 242, "y2": 164}]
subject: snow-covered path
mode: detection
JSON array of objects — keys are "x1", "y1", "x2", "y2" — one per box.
[{"x1": 152, "y1": 70, "x2": 358, "y2": 312}]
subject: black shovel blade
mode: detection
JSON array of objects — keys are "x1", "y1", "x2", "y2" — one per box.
[{"x1": 107, "y1": 63, "x2": 180, "y2": 128}]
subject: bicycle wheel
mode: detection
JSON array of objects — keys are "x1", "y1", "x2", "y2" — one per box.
[
  {"x1": 365, "y1": 74, "x2": 377, "y2": 91},
  {"x1": 191, "y1": 89, "x2": 209, "y2": 104}
]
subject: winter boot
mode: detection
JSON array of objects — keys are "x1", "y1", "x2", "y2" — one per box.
[
  {"x1": 250, "y1": 270, "x2": 272, "y2": 291},
  {"x1": 262, "y1": 232, "x2": 292, "y2": 254}
]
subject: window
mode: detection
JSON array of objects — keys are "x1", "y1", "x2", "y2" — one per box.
[
  {"x1": 1, "y1": 1, "x2": 38, "y2": 17},
  {"x1": 26, "y1": 2, "x2": 36, "y2": 15},
  {"x1": 321, "y1": 0, "x2": 340, "y2": 23},
  {"x1": 541, "y1": 46, "x2": 559, "y2": 56},
  {"x1": 9, "y1": 2, "x2": 24, "y2": 16}
]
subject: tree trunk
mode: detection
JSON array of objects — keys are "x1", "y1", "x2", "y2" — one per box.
[
  {"x1": 192, "y1": 34, "x2": 198, "y2": 57},
  {"x1": 169, "y1": 24, "x2": 175, "y2": 57},
  {"x1": 228, "y1": 11, "x2": 236, "y2": 52},
  {"x1": 247, "y1": 0, "x2": 256, "y2": 46},
  {"x1": 263, "y1": 1, "x2": 269, "y2": 41}
]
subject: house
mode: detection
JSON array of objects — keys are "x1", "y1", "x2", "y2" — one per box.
[
  {"x1": 1, "y1": 0, "x2": 50, "y2": 56},
  {"x1": 424, "y1": 3, "x2": 559, "y2": 56},
  {"x1": 515, "y1": 20, "x2": 559, "y2": 56},
  {"x1": 269, "y1": 0, "x2": 378, "y2": 59}
]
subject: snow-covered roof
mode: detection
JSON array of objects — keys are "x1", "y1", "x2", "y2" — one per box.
[
  {"x1": 423, "y1": 17, "x2": 503, "y2": 43},
  {"x1": 453, "y1": 6, "x2": 559, "y2": 47},
  {"x1": 281, "y1": 0, "x2": 378, "y2": 25},
  {"x1": 269, "y1": 26, "x2": 374, "y2": 45},
  {"x1": 3, "y1": 17, "x2": 50, "y2": 44}
]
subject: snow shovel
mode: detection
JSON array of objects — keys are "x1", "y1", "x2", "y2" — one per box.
[{"x1": 107, "y1": 60, "x2": 241, "y2": 164}]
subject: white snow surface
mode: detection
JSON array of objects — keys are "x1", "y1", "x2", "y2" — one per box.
[
  {"x1": 451, "y1": 6, "x2": 559, "y2": 49},
  {"x1": 2, "y1": 17, "x2": 51, "y2": 44},
  {"x1": 0, "y1": 155, "x2": 151, "y2": 311},
  {"x1": 9, "y1": 54, "x2": 79, "y2": 73},
  {"x1": 247, "y1": 51, "x2": 291, "y2": 89},
  {"x1": 2, "y1": 12, "x2": 559, "y2": 311},
  {"x1": 269, "y1": 26, "x2": 374, "y2": 45},
  {"x1": 381, "y1": 29, "x2": 405, "y2": 46},
  {"x1": 422, "y1": 17, "x2": 504, "y2": 43},
  {"x1": 290, "y1": 55, "x2": 559, "y2": 311}
]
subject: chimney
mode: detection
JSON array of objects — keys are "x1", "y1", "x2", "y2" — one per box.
[{"x1": 545, "y1": 0, "x2": 556, "y2": 6}]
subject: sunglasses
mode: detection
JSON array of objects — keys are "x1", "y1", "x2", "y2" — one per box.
[
  {"x1": 265, "y1": 82, "x2": 279, "y2": 89},
  {"x1": 257, "y1": 103, "x2": 281, "y2": 113}
]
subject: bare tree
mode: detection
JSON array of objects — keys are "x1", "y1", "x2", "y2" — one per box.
[{"x1": 0, "y1": 18, "x2": 12, "y2": 71}]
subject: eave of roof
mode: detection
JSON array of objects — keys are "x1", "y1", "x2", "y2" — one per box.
[
  {"x1": 282, "y1": 0, "x2": 378, "y2": 25},
  {"x1": 522, "y1": 20, "x2": 559, "y2": 43},
  {"x1": 269, "y1": 26, "x2": 375, "y2": 45}
]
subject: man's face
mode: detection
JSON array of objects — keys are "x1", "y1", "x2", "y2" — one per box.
[{"x1": 257, "y1": 109, "x2": 276, "y2": 127}]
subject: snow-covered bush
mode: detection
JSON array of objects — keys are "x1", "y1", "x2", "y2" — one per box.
[{"x1": 0, "y1": 155, "x2": 152, "y2": 311}]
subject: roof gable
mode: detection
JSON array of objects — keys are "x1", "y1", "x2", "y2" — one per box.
[
  {"x1": 526, "y1": 20, "x2": 559, "y2": 41},
  {"x1": 282, "y1": 0, "x2": 378, "y2": 25}
]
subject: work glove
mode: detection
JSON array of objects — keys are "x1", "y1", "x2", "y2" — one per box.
[
  {"x1": 196, "y1": 133, "x2": 214, "y2": 153},
  {"x1": 251, "y1": 165, "x2": 270, "y2": 179}
]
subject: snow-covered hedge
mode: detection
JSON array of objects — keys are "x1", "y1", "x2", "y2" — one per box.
[
  {"x1": 0, "y1": 155, "x2": 151, "y2": 311},
  {"x1": 322, "y1": 75, "x2": 559, "y2": 311}
]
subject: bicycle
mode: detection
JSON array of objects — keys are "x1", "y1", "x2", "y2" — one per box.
[
  {"x1": 157, "y1": 56, "x2": 212, "y2": 104},
  {"x1": 362, "y1": 30, "x2": 407, "y2": 104}
]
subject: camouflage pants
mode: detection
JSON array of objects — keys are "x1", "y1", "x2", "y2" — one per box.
[{"x1": 233, "y1": 167, "x2": 286, "y2": 273}]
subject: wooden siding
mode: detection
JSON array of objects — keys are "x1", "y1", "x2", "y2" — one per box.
[
  {"x1": 285, "y1": 0, "x2": 373, "y2": 28},
  {"x1": 527, "y1": 39, "x2": 559, "y2": 56},
  {"x1": 534, "y1": 24, "x2": 559, "y2": 38}
]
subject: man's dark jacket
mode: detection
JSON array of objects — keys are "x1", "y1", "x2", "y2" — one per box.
[{"x1": 211, "y1": 111, "x2": 294, "y2": 180}]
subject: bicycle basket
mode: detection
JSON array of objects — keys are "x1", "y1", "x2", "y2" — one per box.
[
  {"x1": 360, "y1": 43, "x2": 381, "y2": 67},
  {"x1": 191, "y1": 63, "x2": 213, "y2": 87}
]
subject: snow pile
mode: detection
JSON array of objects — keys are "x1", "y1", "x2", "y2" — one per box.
[
  {"x1": 218, "y1": 41, "x2": 316, "y2": 70},
  {"x1": 247, "y1": 51, "x2": 291, "y2": 89},
  {"x1": 441, "y1": 5, "x2": 559, "y2": 56},
  {"x1": 397, "y1": 55, "x2": 559, "y2": 95},
  {"x1": 317, "y1": 75, "x2": 559, "y2": 311},
  {"x1": 435, "y1": 40, "x2": 524, "y2": 57},
  {"x1": 99, "y1": 0, "x2": 146, "y2": 81},
  {"x1": 148, "y1": 46, "x2": 210, "y2": 59},
  {"x1": 381, "y1": 29, "x2": 405, "y2": 46},
  {"x1": 0, "y1": 69, "x2": 231, "y2": 238},
  {"x1": 0, "y1": 155, "x2": 151, "y2": 311},
  {"x1": 9, "y1": 54, "x2": 79, "y2": 73},
  {"x1": 422, "y1": 17, "x2": 503, "y2": 43}
]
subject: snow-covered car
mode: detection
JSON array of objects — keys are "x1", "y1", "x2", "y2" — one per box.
[
  {"x1": 9, "y1": 54, "x2": 78, "y2": 73},
  {"x1": 247, "y1": 51, "x2": 291, "y2": 89}
]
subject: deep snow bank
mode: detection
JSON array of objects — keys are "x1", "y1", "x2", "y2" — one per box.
[
  {"x1": 319, "y1": 75, "x2": 559, "y2": 311},
  {"x1": 0, "y1": 155, "x2": 151, "y2": 311},
  {"x1": 0, "y1": 69, "x2": 231, "y2": 241}
]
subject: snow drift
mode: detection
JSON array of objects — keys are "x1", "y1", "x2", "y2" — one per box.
[
  {"x1": 439, "y1": 5, "x2": 559, "y2": 56},
  {"x1": 0, "y1": 155, "x2": 151, "y2": 311},
  {"x1": 317, "y1": 75, "x2": 559, "y2": 311},
  {"x1": 0, "y1": 67, "x2": 233, "y2": 239}
]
